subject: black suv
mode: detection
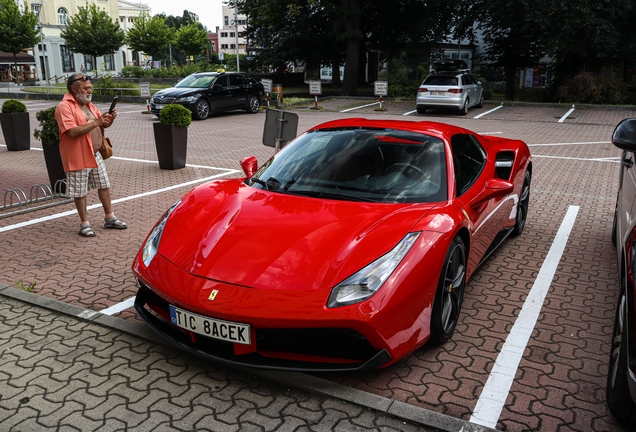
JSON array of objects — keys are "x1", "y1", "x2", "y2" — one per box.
[
  {"x1": 151, "y1": 71, "x2": 264, "y2": 120},
  {"x1": 607, "y1": 118, "x2": 636, "y2": 425}
]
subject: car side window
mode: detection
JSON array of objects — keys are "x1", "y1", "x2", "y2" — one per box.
[
  {"x1": 229, "y1": 75, "x2": 245, "y2": 86},
  {"x1": 214, "y1": 76, "x2": 229, "y2": 88},
  {"x1": 450, "y1": 134, "x2": 486, "y2": 196}
]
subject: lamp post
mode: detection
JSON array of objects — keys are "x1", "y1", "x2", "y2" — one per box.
[
  {"x1": 234, "y1": 6, "x2": 239, "y2": 71},
  {"x1": 32, "y1": 2, "x2": 49, "y2": 96}
]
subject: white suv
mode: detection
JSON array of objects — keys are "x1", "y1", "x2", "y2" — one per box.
[{"x1": 415, "y1": 71, "x2": 484, "y2": 115}]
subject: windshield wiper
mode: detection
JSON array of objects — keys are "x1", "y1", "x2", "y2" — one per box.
[
  {"x1": 286, "y1": 189, "x2": 375, "y2": 202},
  {"x1": 250, "y1": 178, "x2": 268, "y2": 189},
  {"x1": 284, "y1": 168, "x2": 307, "y2": 191}
]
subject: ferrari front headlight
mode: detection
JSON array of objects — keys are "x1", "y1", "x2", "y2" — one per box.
[
  {"x1": 327, "y1": 232, "x2": 421, "y2": 308},
  {"x1": 141, "y1": 200, "x2": 181, "y2": 267}
]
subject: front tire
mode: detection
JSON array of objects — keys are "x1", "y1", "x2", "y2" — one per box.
[
  {"x1": 429, "y1": 236, "x2": 466, "y2": 345},
  {"x1": 246, "y1": 95, "x2": 261, "y2": 113},
  {"x1": 416, "y1": 106, "x2": 426, "y2": 114},
  {"x1": 606, "y1": 288, "x2": 636, "y2": 424},
  {"x1": 193, "y1": 99, "x2": 210, "y2": 120},
  {"x1": 512, "y1": 169, "x2": 531, "y2": 236}
]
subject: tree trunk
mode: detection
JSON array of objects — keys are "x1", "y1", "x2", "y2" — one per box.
[
  {"x1": 332, "y1": 55, "x2": 341, "y2": 86},
  {"x1": 341, "y1": 0, "x2": 361, "y2": 96},
  {"x1": 504, "y1": 64, "x2": 516, "y2": 101}
]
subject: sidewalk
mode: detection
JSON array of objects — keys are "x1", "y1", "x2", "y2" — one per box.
[{"x1": 0, "y1": 284, "x2": 488, "y2": 432}]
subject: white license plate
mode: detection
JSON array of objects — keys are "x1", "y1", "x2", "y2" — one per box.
[
  {"x1": 430, "y1": 91, "x2": 446, "y2": 96},
  {"x1": 169, "y1": 305, "x2": 251, "y2": 345},
  {"x1": 155, "y1": 104, "x2": 165, "y2": 109}
]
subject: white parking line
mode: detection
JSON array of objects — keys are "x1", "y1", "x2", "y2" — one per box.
[
  {"x1": 470, "y1": 206, "x2": 579, "y2": 428},
  {"x1": 558, "y1": 105, "x2": 576, "y2": 123},
  {"x1": 528, "y1": 141, "x2": 609, "y2": 147},
  {"x1": 474, "y1": 105, "x2": 504, "y2": 119},
  {"x1": 532, "y1": 154, "x2": 619, "y2": 163},
  {"x1": 100, "y1": 296, "x2": 136, "y2": 315},
  {"x1": 0, "y1": 169, "x2": 239, "y2": 233},
  {"x1": 340, "y1": 101, "x2": 380, "y2": 112},
  {"x1": 402, "y1": 110, "x2": 417, "y2": 116}
]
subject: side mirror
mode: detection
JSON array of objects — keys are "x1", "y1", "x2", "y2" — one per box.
[
  {"x1": 612, "y1": 118, "x2": 636, "y2": 151},
  {"x1": 240, "y1": 156, "x2": 258, "y2": 177},
  {"x1": 470, "y1": 178, "x2": 514, "y2": 207}
]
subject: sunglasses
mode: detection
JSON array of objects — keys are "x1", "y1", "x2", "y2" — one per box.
[{"x1": 68, "y1": 75, "x2": 92, "y2": 86}]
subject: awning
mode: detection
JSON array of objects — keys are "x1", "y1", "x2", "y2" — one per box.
[{"x1": 0, "y1": 51, "x2": 36, "y2": 65}]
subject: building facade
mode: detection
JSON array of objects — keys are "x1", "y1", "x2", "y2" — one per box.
[
  {"x1": 217, "y1": 5, "x2": 246, "y2": 56},
  {"x1": 28, "y1": 0, "x2": 148, "y2": 81}
]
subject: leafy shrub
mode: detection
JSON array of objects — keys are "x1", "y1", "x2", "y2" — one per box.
[
  {"x1": 557, "y1": 72, "x2": 628, "y2": 104},
  {"x1": 159, "y1": 104, "x2": 192, "y2": 128},
  {"x1": 33, "y1": 107, "x2": 60, "y2": 144},
  {"x1": 516, "y1": 87, "x2": 552, "y2": 103},
  {"x1": 2, "y1": 99, "x2": 27, "y2": 113},
  {"x1": 92, "y1": 75, "x2": 139, "y2": 96}
]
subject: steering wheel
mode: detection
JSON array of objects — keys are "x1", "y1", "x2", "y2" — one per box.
[{"x1": 384, "y1": 163, "x2": 427, "y2": 181}]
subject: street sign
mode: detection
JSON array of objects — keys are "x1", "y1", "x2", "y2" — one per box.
[
  {"x1": 139, "y1": 82, "x2": 151, "y2": 98},
  {"x1": 261, "y1": 78, "x2": 273, "y2": 93},
  {"x1": 374, "y1": 81, "x2": 388, "y2": 96},
  {"x1": 309, "y1": 81, "x2": 322, "y2": 95},
  {"x1": 263, "y1": 109, "x2": 298, "y2": 151},
  {"x1": 219, "y1": 52, "x2": 224, "y2": 61}
]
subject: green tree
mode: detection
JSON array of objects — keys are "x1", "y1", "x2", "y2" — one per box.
[
  {"x1": 0, "y1": 0, "x2": 39, "y2": 82},
  {"x1": 175, "y1": 22, "x2": 210, "y2": 58},
  {"x1": 60, "y1": 4, "x2": 125, "y2": 75},
  {"x1": 125, "y1": 13, "x2": 175, "y2": 59}
]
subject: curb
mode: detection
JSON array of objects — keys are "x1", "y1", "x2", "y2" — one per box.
[{"x1": 0, "y1": 283, "x2": 496, "y2": 432}]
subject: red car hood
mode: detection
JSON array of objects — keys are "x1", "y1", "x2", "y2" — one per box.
[{"x1": 159, "y1": 179, "x2": 439, "y2": 290}]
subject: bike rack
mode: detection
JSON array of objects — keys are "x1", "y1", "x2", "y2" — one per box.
[
  {"x1": 30, "y1": 183, "x2": 54, "y2": 205},
  {"x1": 1, "y1": 181, "x2": 71, "y2": 217},
  {"x1": 3, "y1": 188, "x2": 28, "y2": 211}
]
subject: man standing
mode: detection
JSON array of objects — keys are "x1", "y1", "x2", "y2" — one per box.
[{"x1": 55, "y1": 72, "x2": 127, "y2": 237}]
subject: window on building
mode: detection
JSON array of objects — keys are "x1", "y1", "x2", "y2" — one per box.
[
  {"x1": 84, "y1": 55, "x2": 94, "y2": 72},
  {"x1": 120, "y1": 17, "x2": 124, "y2": 22},
  {"x1": 224, "y1": 16, "x2": 228, "y2": 26},
  {"x1": 239, "y1": 20, "x2": 246, "y2": 25},
  {"x1": 31, "y1": 3, "x2": 41, "y2": 22},
  {"x1": 230, "y1": 44, "x2": 236, "y2": 49},
  {"x1": 60, "y1": 45, "x2": 75, "y2": 72},
  {"x1": 58, "y1": 8, "x2": 68, "y2": 26},
  {"x1": 103, "y1": 54, "x2": 115, "y2": 71},
  {"x1": 230, "y1": 32, "x2": 235, "y2": 37},
  {"x1": 221, "y1": 32, "x2": 227, "y2": 38},
  {"x1": 38, "y1": 44, "x2": 47, "y2": 52},
  {"x1": 221, "y1": 44, "x2": 228, "y2": 49}
]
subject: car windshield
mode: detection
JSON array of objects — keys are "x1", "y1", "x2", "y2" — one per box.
[
  {"x1": 249, "y1": 128, "x2": 447, "y2": 203},
  {"x1": 175, "y1": 74, "x2": 217, "y2": 89},
  {"x1": 423, "y1": 75, "x2": 458, "y2": 86}
]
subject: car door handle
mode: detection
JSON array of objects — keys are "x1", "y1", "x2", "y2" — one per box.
[{"x1": 623, "y1": 157, "x2": 634, "y2": 168}]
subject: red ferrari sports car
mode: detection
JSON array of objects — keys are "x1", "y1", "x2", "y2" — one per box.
[{"x1": 133, "y1": 118, "x2": 532, "y2": 371}]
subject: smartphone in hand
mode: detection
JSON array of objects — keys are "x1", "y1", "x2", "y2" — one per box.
[{"x1": 108, "y1": 96, "x2": 118, "y2": 114}]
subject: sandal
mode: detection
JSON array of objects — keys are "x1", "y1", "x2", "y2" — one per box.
[
  {"x1": 78, "y1": 224, "x2": 96, "y2": 237},
  {"x1": 104, "y1": 216, "x2": 128, "y2": 229}
]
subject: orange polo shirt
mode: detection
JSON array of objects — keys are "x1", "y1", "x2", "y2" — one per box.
[{"x1": 54, "y1": 93, "x2": 102, "y2": 172}]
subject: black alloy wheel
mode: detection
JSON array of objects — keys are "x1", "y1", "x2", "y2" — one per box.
[
  {"x1": 606, "y1": 288, "x2": 636, "y2": 424},
  {"x1": 246, "y1": 95, "x2": 261, "y2": 113},
  {"x1": 476, "y1": 92, "x2": 484, "y2": 108},
  {"x1": 460, "y1": 98, "x2": 469, "y2": 115},
  {"x1": 512, "y1": 169, "x2": 531, "y2": 236},
  {"x1": 430, "y1": 236, "x2": 466, "y2": 345},
  {"x1": 193, "y1": 99, "x2": 210, "y2": 120}
]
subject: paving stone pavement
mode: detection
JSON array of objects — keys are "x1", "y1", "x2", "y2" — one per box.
[
  {"x1": 0, "y1": 288, "x2": 487, "y2": 432},
  {"x1": 1, "y1": 94, "x2": 635, "y2": 431}
]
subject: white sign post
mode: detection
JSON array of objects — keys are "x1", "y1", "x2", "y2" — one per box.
[
  {"x1": 261, "y1": 78, "x2": 273, "y2": 107},
  {"x1": 309, "y1": 81, "x2": 322, "y2": 110},
  {"x1": 374, "y1": 81, "x2": 388, "y2": 111},
  {"x1": 140, "y1": 82, "x2": 151, "y2": 113}
]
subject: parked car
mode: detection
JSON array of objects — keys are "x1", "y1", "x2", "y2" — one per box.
[
  {"x1": 416, "y1": 71, "x2": 484, "y2": 115},
  {"x1": 151, "y1": 71, "x2": 264, "y2": 120},
  {"x1": 133, "y1": 118, "x2": 531, "y2": 371},
  {"x1": 607, "y1": 118, "x2": 636, "y2": 424}
]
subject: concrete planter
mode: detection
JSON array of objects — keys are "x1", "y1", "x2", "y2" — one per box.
[
  {"x1": 1, "y1": 112, "x2": 30, "y2": 151},
  {"x1": 153, "y1": 122, "x2": 187, "y2": 170}
]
